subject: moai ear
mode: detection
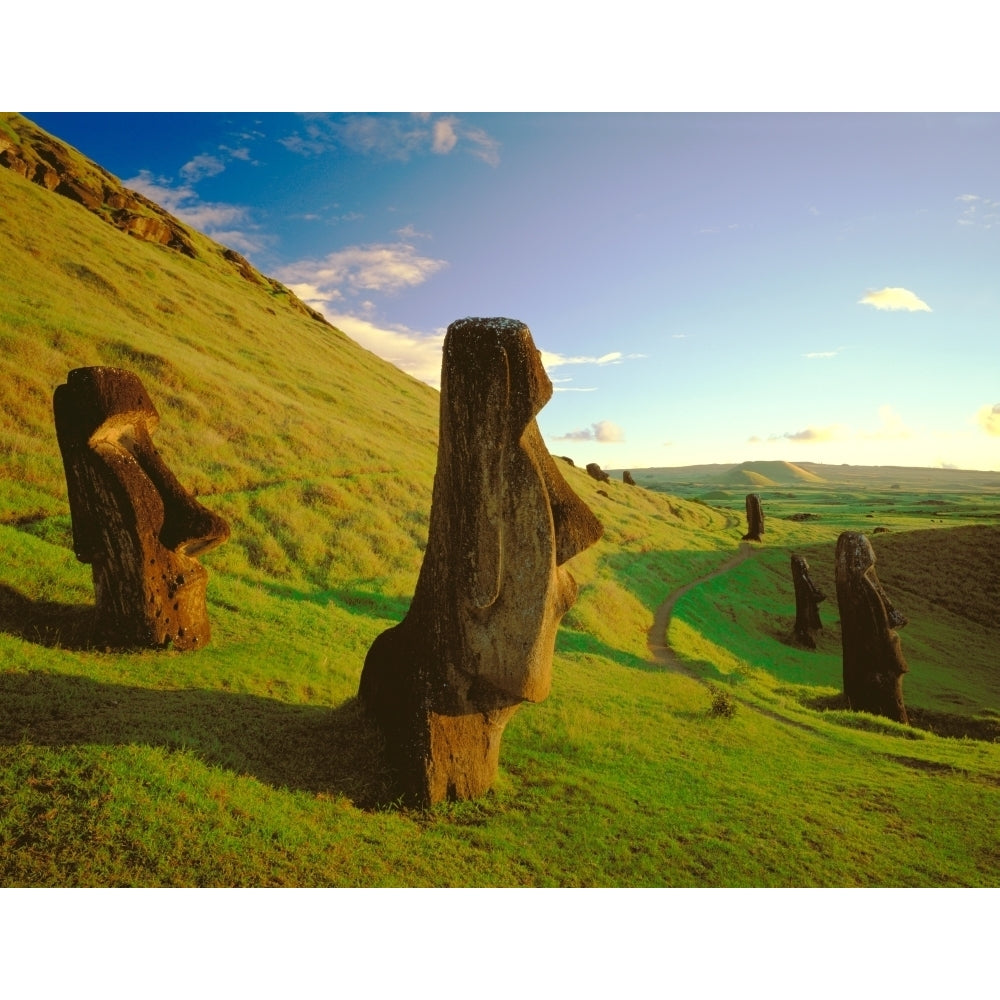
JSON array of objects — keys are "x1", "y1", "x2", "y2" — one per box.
[{"x1": 442, "y1": 328, "x2": 511, "y2": 609}]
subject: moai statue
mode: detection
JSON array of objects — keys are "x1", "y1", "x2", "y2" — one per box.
[
  {"x1": 834, "y1": 531, "x2": 909, "y2": 724},
  {"x1": 623, "y1": 470, "x2": 636, "y2": 486},
  {"x1": 586, "y1": 463, "x2": 610, "y2": 483},
  {"x1": 54, "y1": 366, "x2": 230, "y2": 650},
  {"x1": 742, "y1": 492, "x2": 764, "y2": 542},
  {"x1": 791, "y1": 553, "x2": 825, "y2": 648},
  {"x1": 359, "y1": 318, "x2": 603, "y2": 806}
]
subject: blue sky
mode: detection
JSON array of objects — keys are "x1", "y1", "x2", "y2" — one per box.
[{"x1": 27, "y1": 112, "x2": 1000, "y2": 472}]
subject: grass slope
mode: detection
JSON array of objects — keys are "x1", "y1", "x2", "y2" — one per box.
[{"x1": 1, "y1": 115, "x2": 998, "y2": 886}]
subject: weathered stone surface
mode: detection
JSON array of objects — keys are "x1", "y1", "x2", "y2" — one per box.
[
  {"x1": 791, "y1": 554, "x2": 825, "y2": 648},
  {"x1": 623, "y1": 470, "x2": 636, "y2": 486},
  {"x1": 742, "y1": 492, "x2": 764, "y2": 541},
  {"x1": 359, "y1": 318, "x2": 603, "y2": 806},
  {"x1": 587, "y1": 462, "x2": 610, "y2": 483},
  {"x1": 54, "y1": 367, "x2": 229, "y2": 650},
  {"x1": 835, "y1": 531, "x2": 909, "y2": 723}
]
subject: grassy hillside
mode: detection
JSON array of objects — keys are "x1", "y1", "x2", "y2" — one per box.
[{"x1": 1, "y1": 115, "x2": 998, "y2": 886}]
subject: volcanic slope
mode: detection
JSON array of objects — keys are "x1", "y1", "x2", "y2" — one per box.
[{"x1": 1, "y1": 114, "x2": 998, "y2": 887}]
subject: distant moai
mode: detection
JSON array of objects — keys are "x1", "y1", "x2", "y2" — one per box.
[
  {"x1": 742, "y1": 493, "x2": 764, "y2": 541},
  {"x1": 54, "y1": 366, "x2": 230, "y2": 650},
  {"x1": 790, "y1": 554, "x2": 825, "y2": 648},
  {"x1": 359, "y1": 318, "x2": 603, "y2": 807},
  {"x1": 587, "y1": 462, "x2": 610, "y2": 483},
  {"x1": 834, "y1": 531, "x2": 909, "y2": 724},
  {"x1": 623, "y1": 470, "x2": 636, "y2": 486}
]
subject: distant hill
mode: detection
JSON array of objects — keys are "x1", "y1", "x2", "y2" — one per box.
[{"x1": 623, "y1": 461, "x2": 1000, "y2": 494}]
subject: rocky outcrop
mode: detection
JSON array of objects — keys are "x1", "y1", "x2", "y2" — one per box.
[
  {"x1": 359, "y1": 318, "x2": 603, "y2": 806},
  {"x1": 835, "y1": 532, "x2": 909, "y2": 723},
  {"x1": 54, "y1": 367, "x2": 230, "y2": 651}
]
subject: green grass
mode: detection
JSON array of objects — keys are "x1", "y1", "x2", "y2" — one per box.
[{"x1": 1, "y1": 114, "x2": 999, "y2": 886}]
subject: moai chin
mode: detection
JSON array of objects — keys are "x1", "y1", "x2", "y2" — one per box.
[
  {"x1": 834, "y1": 531, "x2": 909, "y2": 723},
  {"x1": 742, "y1": 493, "x2": 764, "y2": 542},
  {"x1": 791, "y1": 553, "x2": 825, "y2": 648},
  {"x1": 54, "y1": 366, "x2": 230, "y2": 650},
  {"x1": 359, "y1": 318, "x2": 603, "y2": 807}
]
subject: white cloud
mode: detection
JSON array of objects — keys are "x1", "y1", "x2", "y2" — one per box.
[
  {"x1": 280, "y1": 113, "x2": 501, "y2": 166},
  {"x1": 432, "y1": 117, "x2": 459, "y2": 155},
  {"x1": 976, "y1": 403, "x2": 1000, "y2": 436},
  {"x1": 861, "y1": 404, "x2": 913, "y2": 440},
  {"x1": 541, "y1": 350, "x2": 645, "y2": 370},
  {"x1": 751, "y1": 424, "x2": 848, "y2": 445},
  {"x1": 858, "y1": 287, "x2": 932, "y2": 312},
  {"x1": 803, "y1": 350, "x2": 838, "y2": 359},
  {"x1": 180, "y1": 154, "x2": 225, "y2": 182},
  {"x1": 956, "y1": 193, "x2": 1000, "y2": 229},
  {"x1": 275, "y1": 243, "x2": 447, "y2": 299},
  {"x1": 323, "y1": 314, "x2": 446, "y2": 387},
  {"x1": 124, "y1": 170, "x2": 263, "y2": 253},
  {"x1": 553, "y1": 420, "x2": 625, "y2": 443}
]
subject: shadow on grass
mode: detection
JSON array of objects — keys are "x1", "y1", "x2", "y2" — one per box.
[
  {"x1": 0, "y1": 670, "x2": 397, "y2": 809},
  {"x1": 556, "y1": 628, "x2": 664, "y2": 674},
  {"x1": 0, "y1": 584, "x2": 96, "y2": 650},
  {"x1": 257, "y1": 581, "x2": 411, "y2": 622}
]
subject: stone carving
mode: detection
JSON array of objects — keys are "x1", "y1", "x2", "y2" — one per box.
[
  {"x1": 834, "y1": 532, "x2": 909, "y2": 723},
  {"x1": 586, "y1": 462, "x2": 610, "y2": 483},
  {"x1": 623, "y1": 470, "x2": 636, "y2": 486},
  {"x1": 54, "y1": 366, "x2": 230, "y2": 650},
  {"x1": 791, "y1": 554, "x2": 825, "y2": 648},
  {"x1": 359, "y1": 318, "x2": 603, "y2": 806},
  {"x1": 742, "y1": 492, "x2": 764, "y2": 541}
]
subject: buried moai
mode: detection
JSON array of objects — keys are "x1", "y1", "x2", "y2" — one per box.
[
  {"x1": 623, "y1": 470, "x2": 636, "y2": 486},
  {"x1": 359, "y1": 318, "x2": 603, "y2": 806},
  {"x1": 790, "y1": 554, "x2": 825, "y2": 648},
  {"x1": 834, "y1": 531, "x2": 909, "y2": 724},
  {"x1": 742, "y1": 492, "x2": 764, "y2": 542},
  {"x1": 54, "y1": 366, "x2": 230, "y2": 650},
  {"x1": 586, "y1": 462, "x2": 610, "y2": 483}
]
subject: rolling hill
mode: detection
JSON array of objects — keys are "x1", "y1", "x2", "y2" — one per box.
[{"x1": 1, "y1": 113, "x2": 998, "y2": 887}]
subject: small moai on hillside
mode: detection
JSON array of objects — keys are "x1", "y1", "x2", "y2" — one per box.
[
  {"x1": 790, "y1": 553, "x2": 825, "y2": 648},
  {"x1": 742, "y1": 492, "x2": 764, "y2": 541},
  {"x1": 834, "y1": 531, "x2": 909, "y2": 724},
  {"x1": 359, "y1": 318, "x2": 603, "y2": 807},
  {"x1": 623, "y1": 470, "x2": 636, "y2": 486},
  {"x1": 54, "y1": 366, "x2": 230, "y2": 650},
  {"x1": 586, "y1": 462, "x2": 610, "y2": 483}
]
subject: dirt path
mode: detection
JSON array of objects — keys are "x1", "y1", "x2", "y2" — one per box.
[{"x1": 645, "y1": 542, "x2": 754, "y2": 673}]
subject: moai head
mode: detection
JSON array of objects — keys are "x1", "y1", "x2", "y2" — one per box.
[
  {"x1": 54, "y1": 366, "x2": 229, "y2": 650},
  {"x1": 791, "y1": 553, "x2": 825, "y2": 647},
  {"x1": 360, "y1": 318, "x2": 603, "y2": 804},
  {"x1": 834, "y1": 531, "x2": 909, "y2": 723},
  {"x1": 743, "y1": 493, "x2": 764, "y2": 542}
]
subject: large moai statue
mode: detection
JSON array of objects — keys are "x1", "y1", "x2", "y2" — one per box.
[
  {"x1": 834, "y1": 531, "x2": 909, "y2": 724},
  {"x1": 54, "y1": 366, "x2": 230, "y2": 650},
  {"x1": 359, "y1": 318, "x2": 603, "y2": 806},
  {"x1": 742, "y1": 493, "x2": 764, "y2": 541},
  {"x1": 791, "y1": 553, "x2": 825, "y2": 648}
]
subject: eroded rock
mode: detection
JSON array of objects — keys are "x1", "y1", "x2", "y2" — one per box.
[
  {"x1": 834, "y1": 531, "x2": 909, "y2": 723},
  {"x1": 54, "y1": 367, "x2": 229, "y2": 650},
  {"x1": 359, "y1": 318, "x2": 603, "y2": 806}
]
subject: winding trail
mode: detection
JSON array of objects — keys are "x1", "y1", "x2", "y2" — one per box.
[{"x1": 645, "y1": 541, "x2": 754, "y2": 674}]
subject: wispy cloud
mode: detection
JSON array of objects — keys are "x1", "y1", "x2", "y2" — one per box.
[
  {"x1": 553, "y1": 420, "x2": 625, "y2": 443},
  {"x1": 976, "y1": 402, "x2": 1000, "y2": 436},
  {"x1": 180, "y1": 153, "x2": 225, "y2": 183},
  {"x1": 124, "y1": 170, "x2": 265, "y2": 255},
  {"x1": 541, "y1": 350, "x2": 645, "y2": 369},
  {"x1": 858, "y1": 287, "x2": 932, "y2": 312},
  {"x1": 750, "y1": 406, "x2": 912, "y2": 447},
  {"x1": 280, "y1": 113, "x2": 501, "y2": 166},
  {"x1": 751, "y1": 424, "x2": 848, "y2": 445},
  {"x1": 861, "y1": 405, "x2": 913, "y2": 440},
  {"x1": 276, "y1": 242, "x2": 448, "y2": 300},
  {"x1": 802, "y1": 350, "x2": 839, "y2": 359},
  {"x1": 956, "y1": 193, "x2": 1000, "y2": 229}
]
